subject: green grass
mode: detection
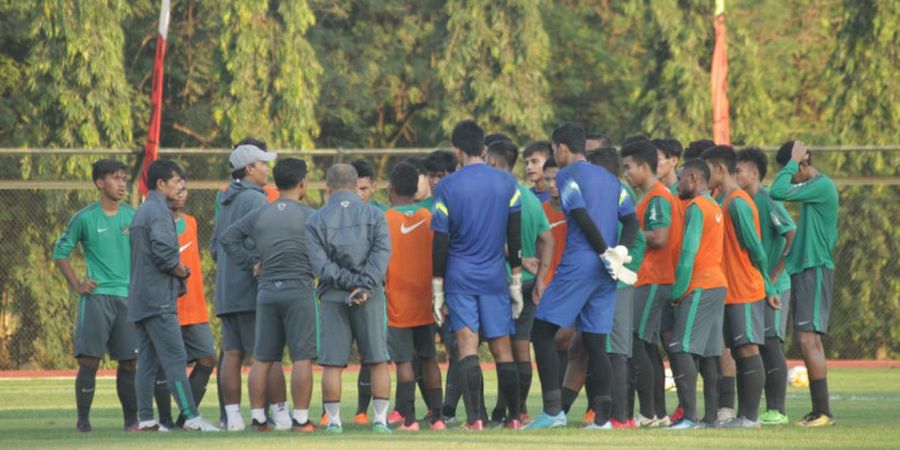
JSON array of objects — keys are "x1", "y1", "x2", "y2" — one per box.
[{"x1": 1, "y1": 368, "x2": 899, "y2": 449}]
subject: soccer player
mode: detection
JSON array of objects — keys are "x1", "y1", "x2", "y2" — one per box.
[
  {"x1": 421, "y1": 150, "x2": 458, "y2": 212},
  {"x1": 54, "y1": 159, "x2": 138, "y2": 432},
  {"x1": 523, "y1": 141, "x2": 554, "y2": 202},
  {"x1": 352, "y1": 158, "x2": 389, "y2": 211},
  {"x1": 383, "y1": 162, "x2": 445, "y2": 431},
  {"x1": 528, "y1": 123, "x2": 639, "y2": 430},
  {"x1": 129, "y1": 159, "x2": 219, "y2": 432},
  {"x1": 210, "y1": 142, "x2": 282, "y2": 431},
  {"x1": 306, "y1": 163, "x2": 393, "y2": 434},
  {"x1": 431, "y1": 120, "x2": 525, "y2": 430},
  {"x1": 667, "y1": 159, "x2": 727, "y2": 430},
  {"x1": 702, "y1": 145, "x2": 778, "y2": 429},
  {"x1": 486, "y1": 140, "x2": 554, "y2": 424},
  {"x1": 153, "y1": 186, "x2": 218, "y2": 430},
  {"x1": 541, "y1": 159, "x2": 566, "y2": 288},
  {"x1": 220, "y1": 158, "x2": 318, "y2": 432},
  {"x1": 735, "y1": 147, "x2": 797, "y2": 425},
  {"x1": 621, "y1": 140, "x2": 684, "y2": 427},
  {"x1": 406, "y1": 156, "x2": 433, "y2": 205},
  {"x1": 769, "y1": 141, "x2": 838, "y2": 427},
  {"x1": 652, "y1": 138, "x2": 683, "y2": 192}
]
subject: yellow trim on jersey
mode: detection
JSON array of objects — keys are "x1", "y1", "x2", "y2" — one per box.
[
  {"x1": 435, "y1": 201, "x2": 448, "y2": 216},
  {"x1": 619, "y1": 187, "x2": 628, "y2": 206},
  {"x1": 509, "y1": 189, "x2": 521, "y2": 207}
]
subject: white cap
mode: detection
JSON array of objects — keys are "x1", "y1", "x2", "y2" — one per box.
[{"x1": 229, "y1": 144, "x2": 277, "y2": 170}]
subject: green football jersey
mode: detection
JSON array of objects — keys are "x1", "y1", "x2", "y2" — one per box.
[
  {"x1": 506, "y1": 184, "x2": 550, "y2": 282},
  {"x1": 417, "y1": 196, "x2": 435, "y2": 211},
  {"x1": 753, "y1": 188, "x2": 797, "y2": 293},
  {"x1": 53, "y1": 202, "x2": 136, "y2": 298},
  {"x1": 618, "y1": 183, "x2": 646, "y2": 288}
]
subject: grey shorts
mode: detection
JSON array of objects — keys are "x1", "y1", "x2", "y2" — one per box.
[
  {"x1": 513, "y1": 280, "x2": 537, "y2": 341},
  {"x1": 660, "y1": 299, "x2": 675, "y2": 335},
  {"x1": 791, "y1": 267, "x2": 833, "y2": 335},
  {"x1": 607, "y1": 286, "x2": 634, "y2": 356},
  {"x1": 220, "y1": 312, "x2": 256, "y2": 355},
  {"x1": 181, "y1": 323, "x2": 216, "y2": 362},
  {"x1": 318, "y1": 291, "x2": 390, "y2": 367},
  {"x1": 74, "y1": 295, "x2": 138, "y2": 361},
  {"x1": 668, "y1": 288, "x2": 725, "y2": 357},
  {"x1": 723, "y1": 299, "x2": 766, "y2": 349},
  {"x1": 764, "y1": 289, "x2": 791, "y2": 341},
  {"x1": 633, "y1": 284, "x2": 672, "y2": 345},
  {"x1": 255, "y1": 281, "x2": 318, "y2": 362},
  {"x1": 388, "y1": 324, "x2": 437, "y2": 363}
]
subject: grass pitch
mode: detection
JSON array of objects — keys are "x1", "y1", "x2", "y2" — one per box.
[{"x1": 1, "y1": 367, "x2": 898, "y2": 449}]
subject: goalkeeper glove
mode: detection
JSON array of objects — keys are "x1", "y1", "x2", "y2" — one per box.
[
  {"x1": 432, "y1": 278, "x2": 445, "y2": 327},
  {"x1": 600, "y1": 245, "x2": 637, "y2": 285},
  {"x1": 509, "y1": 272, "x2": 524, "y2": 319}
]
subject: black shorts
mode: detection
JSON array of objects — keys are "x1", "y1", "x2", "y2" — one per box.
[
  {"x1": 723, "y1": 300, "x2": 766, "y2": 349},
  {"x1": 513, "y1": 280, "x2": 537, "y2": 341},
  {"x1": 74, "y1": 295, "x2": 138, "y2": 361},
  {"x1": 791, "y1": 267, "x2": 833, "y2": 335},
  {"x1": 668, "y1": 288, "x2": 725, "y2": 357},
  {"x1": 389, "y1": 324, "x2": 437, "y2": 363},
  {"x1": 220, "y1": 312, "x2": 256, "y2": 356}
]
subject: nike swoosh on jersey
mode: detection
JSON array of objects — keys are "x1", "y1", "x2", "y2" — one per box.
[
  {"x1": 400, "y1": 219, "x2": 427, "y2": 235},
  {"x1": 550, "y1": 220, "x2": 566, "y2": 229},
  {"x1": 179, "y1": 242, "x2": 192, "y2": 253},
  {"x1": 715, "y1": 214, "x2": 723, "y2": 223},
  {"x1": 97, "y1": 227, "x2": 109, "y2": 233}
]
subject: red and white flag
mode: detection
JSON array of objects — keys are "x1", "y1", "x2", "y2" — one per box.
[
  {"x1": 711, "y1": 0, "x2": 731, "y2": 145},
  {"x1": 139, "y1": 0, "x2": 171, "y2": 195}
]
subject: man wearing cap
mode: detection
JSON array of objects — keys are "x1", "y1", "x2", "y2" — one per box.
[{"x1": 210, "y1": 140, "x2": 283, "y2": 431}]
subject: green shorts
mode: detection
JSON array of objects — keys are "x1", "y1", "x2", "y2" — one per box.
[
  {"x1": 254, "y1": 280, "x2": 318, "y2": 362},
  {"x1": 764, "y1": 289, "x2": 791, "y2": 341},
  {"x1": 74, "y1": 295, "x2": 138, "y2": 361},
  {"x1": 791, "y1": 267, "x2": 833, "y2": 335},
  {"x1": 633, "y1": 284, "x2": 672, "y2": 345},
  {"x1": 317, "y1": 291, "x2": 389, "y2": 367},
  {"x1": 180, "y1": 323, "x2": 216, "y2": 362},
  {"x1": 388, "y1": 324, "x2": 437, "y2": 363},
  {"x1": 607, "y1": 286, "x2": 633, "y2": 357},
  {"x1": 220, "y1": 312, "x2": 256, "y2": 355},
  {"x1": 724, "y1": 300, "x2": 766, "y2": 349},
  {"x1": 668, "y1": 288, "x2": 725, "y2": 357}
]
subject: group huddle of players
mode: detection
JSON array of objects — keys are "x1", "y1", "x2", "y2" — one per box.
[{"x1": 54, "y1": 119, "x2": 839, "y2": 434}]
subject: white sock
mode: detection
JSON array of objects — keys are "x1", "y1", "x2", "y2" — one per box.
[
  {"x1": 139, "y1": 419, "x2": 158, "y2": 429},
  {"x1": 324, "y1": 402, "x2": 341, "y2": 427},
  {"x1": 251, "y1": 408, "x2": 266, "y2": 423},
  {"x1": 225, "y1": 404, "x2": 243, "y2": 426},
  {"x1": 293, "y1": 409, "x2": 309, "y2": 425},
  {"x1": 373, "y1": 398, "x2": 390, "y2": 425}
]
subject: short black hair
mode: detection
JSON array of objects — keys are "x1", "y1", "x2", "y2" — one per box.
[
  {"x1": 487, "y1": 140, "x2": 519, "y2": 169},
  {"x1": 776, "y1": 140, "x2": 811, "y2": 167},
  {"x1": 351, "y1": 159, "x2": 376, "y2": 180},
  {"x1": 523, "y1": 140, "x2": 553, "y2": 159},
  {"x1": 585, "y1": 133, "x2": 612, "y2": 149},
  {"x1": 235, "y1": 137, "x2": 268, "y2": 151},
  {"x1": 451, "y1": 120, "x2": 485, "y2": 156},
  {"x1": 701, "y1": 145, "x2": 738, "y2": 174},
  {"x1": 404, "y1": 156, "x2": 427, "y2": 174},
  {"x1": 737, "y1": 147, "x2": 768, "y2": 181},
  {"x1": 551, "y1": 123, "x2": 586, "y2": 154},
  {"x1": 682, "y1": 158, "x2": 710, "y2": 183},
  {"x1": 485, "y1": 132, "x2": 512, "y2": 148},
  {"x1": 425, "y1": 150, "x2": 458, "y2": 174},
  {"x1": 92, "y1": 159, "x2": 128, "y2": 182},
  {"x1": 586, "y1": 145, "x2": 620, "y2": 176},
  {"x1": 147, "y1": 159, "x2": 185, "y2": 191},
  {"x1": 389, "y1": 162, "x2": 419, "y2": 197},
  {"x1": 684, "y1": 139, "x2": 715, "y2": 162},
  {"x1": 622, "y1": 134, "x2": 651, "y2": 146},
  {"x1": 653, "y1": 138, "x2": 683, "y2": 159},
  {"x1": 621, "y1": 140, "x2": 659, "y2": 174},
  {"x1": 273, "y1": 158, "x2": 308, "y2": 190},
  {"x1": 543, "y1": 158, "x2": 558, "y2": 171}
]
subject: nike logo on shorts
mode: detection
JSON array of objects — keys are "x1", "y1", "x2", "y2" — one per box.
[
  {"x1": 400, "y1": 219, "x2": 427, "y2": 235},
  {"x1": 550, "y1": 220, "x2": 566, "y2": 229},
  {"x1": 798, "y1": 321, "x2": 810, "y2": 326},
  {"x1": 734, "y1": 334, "x2": 745, "y2": 341},
  {"x1": 179, "y1": 242, "x2": 193, "y2": 253},
  {"x1": 80, "y1": 388, "x2": 95, "y2": 393}
]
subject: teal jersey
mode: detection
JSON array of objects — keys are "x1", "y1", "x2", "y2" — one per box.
[
  {"x1": 753, "y1": 188, "x2": 797, "y2": 293},
  {"x1": 505, "y1": 184, "x2": 551, "y2": 282},
  {"x1": 768, "y1": 161, "x2": 839, "y2": 274},
  {"x1": 370, "y1": 199, "x2": 391, "y2": 212},
  {"x1": 417, "y1": 196, "x2": 435, "y2": 211},
  {"x1": 53, "y1": 202, "x2": 136, "y2": 297},
  {"x1": 668, "y1": 181, "x2": 679, "y2": 196},
  {"x1": 618, "y1": 184, "x2": 646, "y2": 288}
]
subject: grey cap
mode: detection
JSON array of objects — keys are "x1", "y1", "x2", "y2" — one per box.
[{"x1": 229, "y1": 144, "x2": 277, "y2": 170}]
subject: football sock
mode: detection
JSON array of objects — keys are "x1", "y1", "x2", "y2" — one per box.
[
  {"x1": 293, "y1": 409, "x2": 309, "y2": 424},
  {"x1": 413, "y1": 359, "x2": 428, "y2": 406},
  {"x1": 426, "y1": 388, "x2": 443, "y2": 423},
  {"x1": 373, "y1": 397, "x2": 390, "y2": 426},
  {"x1": 609, "y1": 353, "x2": 629, "y2": 422},
  {"x1": 530, "y1": 319, "x2": 562, "y2": 415},
  {"x1": 632, "y1": 338, "x2": 655, "y2": 418},
  {"x1": 324, "y1": 402, "x2": 341, "y2": 427},
  {"x1": 442, "y1": 357, "x2": 461, "y2": 418},
  {"x1": 153, "y1": 370, "x2": 173, "y2": 425},
  {"x1": 458, "y1": 355, "x2": 484, "y2": 424},
  {"x1": 671, "y1": 352, "x2": 698, "y2": 422},
  {"x1": 496, "y1": 362, "x2": 521, "y2": 420},
  {"x1": 397, "y1": 381, "x2": 416, "y2": 426},
  {"x1": 225, "y1": 404, "x2": 242, "y2": 427},
  {"x1": 810, "y1": 378, "x2": 830, "y2": 416},
  {"x1": 356, "y1": 365, "x2": 372, "y2": 415},
  {"x1": 517, "y1": 361, "x2": 533, "y2": 414},
  {"x1": 719, "y1": 374, "x2": 736, "y2": 410},
  {"x1": 737, "y1": 354, "x2": 765, "y2": 421},
  {"x1": 761, "y1": 337, "x2": 788, "y2": 414},
  {"x1": 76, "y1": 363, "x2": 98, "y2": 426},
  {"x1": 492, "y1": 383, "x2": 508, "y2": 422},
  {"x1": 582, "y1": 332, "x2": 612, "y2": 425},
  {"x1": 584, "y1": 369, "x2": 597, "y2": 414},
  {"x1": 557, "y1": 350, "x2": 568, "y2": 389},
  {"x1": 251, "y1": 408, "x2": 266, "y2": 424},
  {"x1": 649, "y1": 344, "x2": 668, "y2": 418},
  {"x1": 561, "y1": 387, "x2": 579, "y2": 414},
  {"x1": 699, "y1": 356, "x2": 720, "y2": 424},
  {"x1": 116, "y1": 365, "x2": 138, "y2": 428}
]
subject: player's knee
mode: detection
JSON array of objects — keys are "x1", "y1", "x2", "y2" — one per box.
[
  {"x1": 77, "y1": 356, "x2": 100, "y2": 369},
  {"x1": 795, "y1": 331, "x2": 817, "y2": 349},
  {"x1": 117, "y1": 359, "x2": 136, "y2": 371},
  {"x1": 198, "y1": 355, "x2": 217, "y2": 368},
  {"x1": 733, "y1": 344, "x2": 759, "y2": 359}
]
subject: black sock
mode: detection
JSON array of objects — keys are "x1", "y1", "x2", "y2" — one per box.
[
  {"x1": 530, "y1": 319, "x2": 562, "y2": 415},
  {"x1": 737, "y1": 354, "x2": 765, "y2": 421},
  {"x1": 442, "y1": 356, "x2": 461, "y2": 418},
  {"x1": 632, "y1": 338, "x2": 655, "y2": 418},
  {"x1": 516, "y1": 361, "x2": 532, "y2": 415},
  {"x1": 584, "y1": 369, "x2": 597, "y2": 414},
  {"x1": 557, "y1": 350, "x2": 568, "y2": 389},
  {"x1": 459, "y1": 355, "x2": 485, "y2": 424},
  {"x1": 492, "y1": 380, "x2": 508, "y2": 422},
  {"x1": 114, "y1": 366, "x2": 137, "y2": 428},
  {"x1": 582, "y1": 332, "x2": 612, "y2": 425},
  {"x1": 496, "y1": 362, "x2": 521, "y2": 420},
  {"x1": 413, "y1": 359, "x2": 427, "y2": 408},
  {"x1": 609, "y1": 353, "x2": 628, "y2": 422},
  {"x1": 671, "y1": 353, "x2": 698, "y2": 422},
  {"x1": 357, "y1": 364, "x2": 372, "y2": 414},
  {"x1": 397, "y1": 380, "x2": 416, "y2": 426},
  {"x1": 561, "y1": 387, "x2": 579, "y2": 414},
  {"x1": 650, "y1": 344, "x2": 668, "y2": 418},
  {"x1": 810, "y1": 378, "x2": 830, "y2": 416},
  {"x1": 699, "y1": 356, "x2": 719, "y2": 424},
  {"x1": 426, "y1": 388, "x2": 443, "y2": 423},
  {"x1": 76, "y1": 363, "x2": 98, "y2": 426},
  {"x1": 154, "y1": 368, "x2": 173, "y2": 426},
  {"x1": 719, "y1": 374, "x2": 736, "y2": 410},
  {"x1": 761, "y1": 337, "x2": 787, "y2": 414}
]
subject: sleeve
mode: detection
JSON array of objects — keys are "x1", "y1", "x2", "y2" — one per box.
[
  {"x1": 769, "y1": 161, "x2": 828, "y2": 203},
  {"x1": 643, "y1": 196, "x2": 672, "y2": 230},
  {"x1": 769, "y1": 198, "x2": 797, "y2": 236},
  {"x1": 431, "y1": 182, "x2": 449, "y2": 234},
  {"x1": 148, "y1": 209, "x2": 182, "y2": 273},
  {"x1": 625, "y1": 221, "x2": 646, "y2": 271},
  {"x1": 729, "y1": 198, "x2": 776, "y2": 297},
  {"x1": 618, "y1": 186, "x2": 639, "y2": 248},
  {"x1": 617, "y1": 184, "x2": 636, "y2": 219},
  {"x1": 508, "y1": 180, "x2": 522, "y2": 214},
  {"x1": 305, "y1": 217, "x2": 371, "y2": 291},
  {"x1": 220, "y1": 207, "x2": 262, "y2": 271},
  {"x1": 671, "y1": 204, "x2": 703, "y2": 301},
  {"x1": 360, "y1": 212, "x2": 392, "y2": 289},
  {"x1": 53, "y1": 213, "x2": 84, "y2": 260},
  {"x1": 558, "y1": 170, "x2": 586, "y2": 214}
]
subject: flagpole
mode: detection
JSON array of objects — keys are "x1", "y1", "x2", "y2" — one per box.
[
  {"x1": 711, "y1": 0, "x2": 731, "y2": 145},
  {"x1": 139, "y1": 0, "x2": 171, "y2": 195}
]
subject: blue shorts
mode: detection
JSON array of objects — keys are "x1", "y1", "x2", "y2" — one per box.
[
  {"x1": 446, "y1": 293, "x2": 514, "y2": 339},
  {"x1": 535, "y1": 277, "x2": 617, "y2": 334}
]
